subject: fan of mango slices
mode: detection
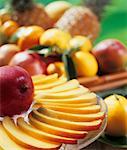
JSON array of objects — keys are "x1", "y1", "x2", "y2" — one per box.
[{"x1": 0, "y1": 74, "x2": 105, "y2": 150}]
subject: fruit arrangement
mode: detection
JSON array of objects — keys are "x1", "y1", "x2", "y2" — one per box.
[
  {"x1": 0, "y1": 65, "x2": 106, "y2": 149},
  {"x1": 0, "y1": 65, "x2": 126, "y2": 149},
  {"x1": 0, "y1": 22, "x2": 127, "y2": 80},
  {"x1": 0, "y1": 1, "x2": 127, "y2": 149},
  {"x1": 0, "y1": 1, "x2": 127, "y2": 86},
  {"x1": 0, "y1": 0, "x2": 100, "y2": 40}
]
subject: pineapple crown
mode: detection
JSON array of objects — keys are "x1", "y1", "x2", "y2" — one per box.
[
  {"x1": 9, "y1": 0, "x2": 35, "y2": 12},
  {"x1": 84, "y1": 0, "x2": 111, "y2": 20}
]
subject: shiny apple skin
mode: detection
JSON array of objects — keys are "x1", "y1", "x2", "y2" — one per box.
[
  {"x1": 41, "y1": 55, "x2": 62, "y2": 66},
  {"x1": 9, "y1": 52, "x2": 47, "y2": 76},
  {"x1": 0, "y1": 66, "x2": 34, "y2": 117},
  {"x1": 92, "y1": 39, "x2": 127, "y2": 74}
]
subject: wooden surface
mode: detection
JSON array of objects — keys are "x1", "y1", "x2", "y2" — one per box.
[
  {"x1": 78, "y1": 71, "x2": 127, "y2": 93},
  {"x1": 84, "y1": 141, "x2": 123, "y2": 150}
]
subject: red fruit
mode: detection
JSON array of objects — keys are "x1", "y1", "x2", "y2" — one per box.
[
  {"x1": 92, "y1": 39, "x2": 127, "y2": 74},
  {"x1": 0, "y1": 44, "x2": 20, "y2": 66},
  {"x1": 0, "y1": 66, "x2": 34, "y2": 117},
  {"x1": 9, "y1": 52, "x2": 47, "y2": 76},
  {"x1": 41, "y1": 55, "x2": 62, "y2": 66}
]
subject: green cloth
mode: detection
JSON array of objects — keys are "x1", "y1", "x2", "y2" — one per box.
[
  {"x1": 97, "y1": 86, "x2": 127, "y2": 98},
  {"x1": 95, "y1": 0, "x2": 127, "y2": 46}
]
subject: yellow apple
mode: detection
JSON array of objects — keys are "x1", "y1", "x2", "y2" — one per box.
[{"x1": 104, "y1": 94, "x2": 127, "y2": 136}]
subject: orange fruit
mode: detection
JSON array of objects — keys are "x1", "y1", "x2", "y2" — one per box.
[
  {"x1": 18, "y1": 26, "x2": 44, "y2": 50},
  {"x1": 2, "y1": 20, "x2": 19, "y2": 36}
]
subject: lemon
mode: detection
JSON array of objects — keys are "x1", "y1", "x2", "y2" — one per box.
[
  {"x1": 40, "y1": 28, "x2": 71, "y2": 52},
  {"x1": 73, "y1": 51, "x2": 98, "y2": 77}
]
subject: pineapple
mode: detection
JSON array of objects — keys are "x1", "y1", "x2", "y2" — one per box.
[
  {"x1": 0, "y1": 0, "x2": 53, "y2": 29},
  {"x1": 55, "y1": 7, "x2": 100, "y2": 41}
]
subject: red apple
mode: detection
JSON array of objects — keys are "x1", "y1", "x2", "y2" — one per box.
[
  {"x1": 9, "y1": 51, "x2": 47, "y2": 76},
  {"x1": 41, "y1": 55, "x2": 62, "y2": 66},
  {"x1": 92, "y1": 39, "x2": 127, "y2": 74},
  {"x1": 0, "y1": 66, "x2": 34, "y2": 117}
]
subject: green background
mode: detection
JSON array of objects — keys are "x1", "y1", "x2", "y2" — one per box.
[{"x1": 0, "y1": 0, "x2": 127, "y2": 45}]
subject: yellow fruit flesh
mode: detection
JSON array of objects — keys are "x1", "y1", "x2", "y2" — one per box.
[
  {"x1": 17, "y1": 117, "x2": 77, "y2": 144},
  {"x1": 32, "y1": 74, "x2": 46, "y2": 81},
  {"x1": 34, "y1": 76, "x2": 67, "y2": 90},
  {"x1": 32, "y1": 73, "x2": 58, "y2": 85},
  {"x1": 29, "y1": 114, "x2": 87, "y2": 139},
  {"x1": 2, "y1": 117, "x2": 60, "y2": 149},
  {"x1": 0, "y1": 123, "x2": 27, "y2": 150},
  {"x1": 43, "y1": 105, "x2": 101, "y2": 114},
  {"x1": 0, "y1": 146, "x2": 3, "y2": 150},
  {"x1": 38, "y1": 107, "x2": 104, "y2": 122},
  {"x1": 37, "y1": 102, "x2": 97, "y2": 108},
  {"x1": 31, "y1": 110, "x2": 102, "y2": 131},
  {"x1": 35, "y1": 87, "x2": 89, "y2": 99},
  {"x1": 35, "y1": 92, "x2": 97, "y2": 104},
  {"x1": 34, "y1": 79, "x2": 80, "y2": 95}
]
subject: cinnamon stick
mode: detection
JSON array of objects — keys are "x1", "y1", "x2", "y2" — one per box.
[
  {"x1": 89, "y1": 78, "x2": 127, "y2": 92},
  {"x1": 78, "y1": 76, "x2": 99, "y2": 85},
  {"x1": 78, "y1": 71, "x2": 127, "y2": 87}
]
